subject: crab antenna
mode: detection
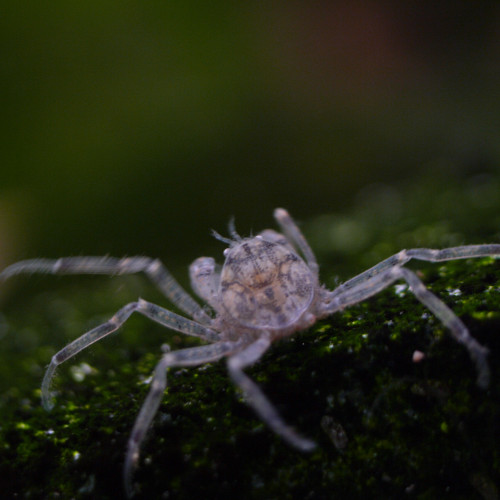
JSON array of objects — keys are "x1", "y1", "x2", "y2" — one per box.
[
  {"x1": 227, "y1": 216, "x2": 242, "y2": 241},
  {"x1": 211, "y1": 229, "x2": 234, "y2": 246}
]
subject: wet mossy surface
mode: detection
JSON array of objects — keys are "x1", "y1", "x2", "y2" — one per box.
[{"x1": 1, "y1": 179, "x2": 500, "y2": 499}]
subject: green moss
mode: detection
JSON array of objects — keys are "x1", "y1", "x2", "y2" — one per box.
[
  {"x1": 1, "y1": 177, "x2": 500, "y2": 499},
  {"x1": 1, "y1": 256, "x2": 498, "y2": 499}
]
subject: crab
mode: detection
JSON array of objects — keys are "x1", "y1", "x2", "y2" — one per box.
[{"x1": 1, "y1": 208, "x2": 499, "y2": 496}]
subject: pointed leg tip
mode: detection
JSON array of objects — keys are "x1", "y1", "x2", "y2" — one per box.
[
  {"x1": 41, "y1": 395, "x2": 55, "y2": 412},
  {"x1": 301, "y1": 439, "x2": 317, "y2": 452},
  {"x1": 477, "y1": 368, "x2": 491, "y2": 390}
]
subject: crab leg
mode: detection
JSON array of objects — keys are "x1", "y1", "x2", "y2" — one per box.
[
  {"x1": 325, "y1": 266, "x2": 490, "y2": 388},
  {"x1": 0, "y1": 256, "x2": 212, "y2": 324},
  {"x1": 124, "y1": 340, "x2": 239, "y2": 497},
  {"x1": 336, "y1": 245, "x2": 500, "y2": 292},
  {"x1": 227, "y1": 333, "x2": 316, "y2": 452},
  {"x1": 274, "y1": 208, "x2": 319, "y2": 275},
  {"x1": 41, "y1": 299, "x2": 220, "y2": 410}
]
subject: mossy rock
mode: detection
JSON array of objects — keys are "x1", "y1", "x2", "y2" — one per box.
[{"x1": 0, "y1": 255, "x2": 499, "y2": 499}]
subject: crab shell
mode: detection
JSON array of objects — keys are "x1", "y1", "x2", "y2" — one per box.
[{"x1": 219, "y1": 238, "x2": 316, "y2": 331}]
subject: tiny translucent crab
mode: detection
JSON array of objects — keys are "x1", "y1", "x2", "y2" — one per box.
[{"x1": 1, "y1": 208, "x2": 499, "y2": 496}]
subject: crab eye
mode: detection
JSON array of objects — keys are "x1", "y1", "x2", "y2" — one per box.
[{"x1": 223, "y1": 248, "x2": 230, "y2": 257}]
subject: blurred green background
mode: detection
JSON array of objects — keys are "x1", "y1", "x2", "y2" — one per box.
[
  {"x1": 1, "y1": 2, "x2": 499, "y2": 271},
  {"x1": 1, "y1": 3, "x2": 500, "y2": 498}
]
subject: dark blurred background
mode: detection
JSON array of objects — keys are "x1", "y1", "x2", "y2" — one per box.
[{"x1": 1, "y1": 1, "x2": 499, "y2": 272}]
